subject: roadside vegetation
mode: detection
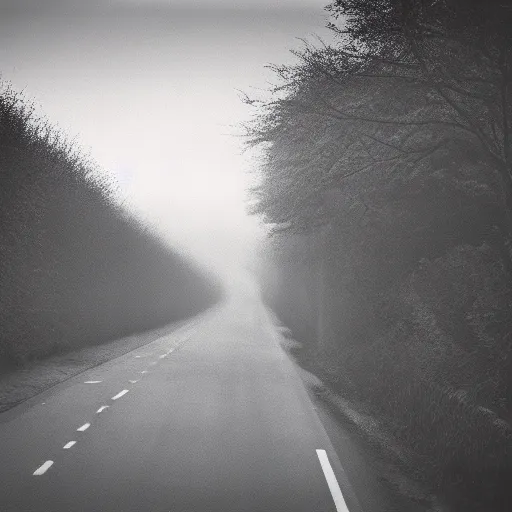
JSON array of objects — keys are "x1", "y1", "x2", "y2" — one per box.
[
  {"x1": 245, "y1": 1, "x2": 512, "y2": 510},
  {"x1": 0, "y1": 83, "x2": 221, "y2": 372}
]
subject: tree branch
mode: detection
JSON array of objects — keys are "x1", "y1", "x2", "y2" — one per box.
[{"x1": 286, "y1": 95, "x2": 474, "y2": 134}]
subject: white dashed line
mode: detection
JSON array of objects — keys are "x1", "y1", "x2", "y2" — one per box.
[
  {"x1": 316, "y1": 449, "x2": 350, "y2": 512},
  {"x1": 112, "y1": 389, "x2": 129, "y2": 401},
  {"x1": 135, "y1": 355, "x2": 142, "y2": 358},
  {"x1": 96, "y1": 405, "x2": 109, "y2": 414},
  {"x1": 63, "y1": 441, "x2": 76, "y2": 449},
  {"x1": 140, "y1": 370, "x2": 148, "y2": 374},
  {"x1": 129, "y1": 380, "x2": 139, "y2": 384},
  {"x1": 84, "y1": 380, "x2": 102, "y2": 384},
  {"x1": 77, "y1": 423, "x2": 91, "y2": 432},
  {"x1": 33, "y1": 461, "x2": 54, "y2": 475}
]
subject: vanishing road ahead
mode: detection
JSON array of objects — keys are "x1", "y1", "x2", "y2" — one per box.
[{"x1": 0, "y1": 287, "x2": 361, "y2": 512}]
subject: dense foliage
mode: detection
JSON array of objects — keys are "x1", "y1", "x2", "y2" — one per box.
[
  {"x1": 246, "y1": 1, "x2": 512, "y2": 510},
  {"x1": 0, "y1": 84, "x2": 221, "y2": 369}
]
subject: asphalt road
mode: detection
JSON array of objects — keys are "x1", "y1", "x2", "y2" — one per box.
[{"x1": 0, "y1": 289, "x2": 363, "y2": 512}]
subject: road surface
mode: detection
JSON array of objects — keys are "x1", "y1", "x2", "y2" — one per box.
[{"x1": 0, "y1": 288, "x2": 362, "y2": 512}]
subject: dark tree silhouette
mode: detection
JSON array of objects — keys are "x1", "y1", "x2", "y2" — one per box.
[{"x1": 244, "y1": 2, "x2": 512, "y2": 510}]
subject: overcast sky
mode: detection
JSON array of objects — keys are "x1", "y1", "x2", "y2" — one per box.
[
  {"x1": 0, "y1": 0, "x2": 330, "y2": 278},
  {"x1": 2, "y1": 0, "x2": 326, "y2": 10}
]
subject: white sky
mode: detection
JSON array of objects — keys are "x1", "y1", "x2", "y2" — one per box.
[{"x1": 0, "y1": 2, "x2": 330, "y2": 279}]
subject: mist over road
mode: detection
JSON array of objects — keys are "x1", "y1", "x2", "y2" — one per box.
[{"x1": 0, "y1": 285, "x2": 358, "y2": 512}]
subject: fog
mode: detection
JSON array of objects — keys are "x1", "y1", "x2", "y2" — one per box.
[{"x1": 0, "y1": 1, "x2": 329, "y2": 282}]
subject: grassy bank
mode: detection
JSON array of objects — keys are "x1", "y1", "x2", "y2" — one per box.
[{"x1": 0, "y1": 83, "x2": 221, "y2": 372}]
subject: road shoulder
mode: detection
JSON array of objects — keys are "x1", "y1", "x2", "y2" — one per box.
[
  {"x1": 273, "y1": 324, "x2": 442, "y2": 512},
  {"x1": 0, "y1": 314, "x2": 203, "y2": 413}
]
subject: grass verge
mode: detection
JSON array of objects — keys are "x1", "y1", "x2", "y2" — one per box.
[
  {"x1": 0, "y1": 316, "x2": 194, "y2": 413},
  {"x1": 274, "y1": 323, "x2": 449, "y2": 512}
]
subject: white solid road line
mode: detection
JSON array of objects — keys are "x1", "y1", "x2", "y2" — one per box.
[
  {"x1": 63, "y1": 441, "x2": 76, "y2": 449},
  {"x1": 316, "y1": 449, "x2": 350, "y2": 512},
  {"x1": 84, "y1": 380, "x2": 102, "y2": 384},
  {"x1": 112, "y1": 389, "x2": 129, "y2": 400},
  {"x1": 33, "y1": 461, "x2": 54, "y2": 475},
  {"x1": 77, "y1": 423, "x2": 91, "y2": 432},
  {"x1": 96, "y1": 405, "x2": 109, "y2": 414}
]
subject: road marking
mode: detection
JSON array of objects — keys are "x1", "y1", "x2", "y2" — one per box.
[
  {"x1": 140, "y1": 370, "x2": 148, "y2": 374},
  {"x1": 77, "y1": 423, "x2": 91, "y2": 432},
  {"x1": 84, "y1": 380, "x2": 102, "y2": 384},
  {"x1": 135, "y1": 355, "x2": 142, "y2": 358},
  {"x1": 96, "y1": 405, "x2": 109, "y2": 414},
  {"x1": 112, "y1": 389, "x2": 129, "y2": 400},
  {"x1": 129, "y1": 379, "x2": 139, "y2": 384},
  {"x1": 63, "y1": 441, "x2": 76, "y2": 449},
  {"x1": 159, "y1": 354, "x2": 166, "y2": 359},
  {"x1": 316, "y1": 449, "x2": 350, "y2": 512},
  {"x1": 33, "y1": 461, "x2": 54, "y2": 475}
]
